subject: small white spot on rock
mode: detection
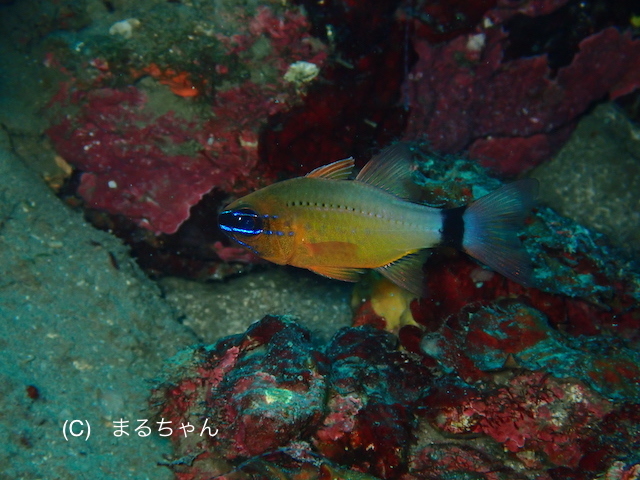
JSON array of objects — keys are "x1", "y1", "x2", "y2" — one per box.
[
  {"x1": 284, "y1": 61, "x2": 320, "y2": 87},
  {"x1": 466, "y1": 33, "x2": 485, "y2": 52},
  {"x1": 109, "y1": 18, "x2": 141, "y2": 39}
]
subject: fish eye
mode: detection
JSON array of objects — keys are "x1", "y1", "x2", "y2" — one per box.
[{"x1": 219, "y1": 208, "x2": 263, "y2": 236}]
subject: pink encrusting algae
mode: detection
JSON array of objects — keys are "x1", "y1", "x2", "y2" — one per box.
[{"x1": 46, "y1": 3, "x2": 327, "y2": 234}]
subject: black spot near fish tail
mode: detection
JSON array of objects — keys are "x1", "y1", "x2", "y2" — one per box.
[{"x1": 440, "y1": 205, "x2": 466, "y2": 250}]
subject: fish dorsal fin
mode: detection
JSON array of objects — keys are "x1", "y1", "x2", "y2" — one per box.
[
  {"x1": 355, "y1": 143, "x2": 422, "y2": 201},
  {"x1": 375, "y1": 250, "x2": 431, "y2": 296},
  {"x1": 306, "y1": 157, "x2": 355, "y2": 180},
  {"x1": 308, "y1": 265, "x2": 364, "y2": 282}
]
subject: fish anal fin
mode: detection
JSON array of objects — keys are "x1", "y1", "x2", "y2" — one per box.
[
  {"x1": 308, "y1": 265, "x2": 364, "y2": 282},
  {"x1": 375, "y1": 250, "x2": 431, "y2": 297},
  {"x1": 306, "y1": 158, "x2": 355, "y2": 180},
  {"x1": 355, "y1": 143, "x2": 422, "y2": 202}
]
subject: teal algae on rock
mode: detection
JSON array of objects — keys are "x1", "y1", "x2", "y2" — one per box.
[
  {"x1": 152, "y1": 314, "x2": 640, "y2": 480},
  {"x1": 420, "y1": 300, "x2": 640, "y2": 402}
]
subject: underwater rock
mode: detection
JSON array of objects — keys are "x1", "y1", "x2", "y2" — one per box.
[
  {"x1": 0, "y1": 146, "x2": 197, "y2": 479},
  {"x1": 152, "y1": 315, "x2": 640, "y2": 479},
  {"x1": 313, "y1": 326, "x2": 432, "y2": 479},
  {"x1": 532, "y1": 102, "x2": 640, "y2": 255},
  {"x1": 403, "y1": 1, "x2": 640, "y2": 176},
  {"x1": 152, "y1": 316, "x2": 325, "y2": 465},
  {"x1": 419, "y1": 299, "x2": 640, "y2": 402},
  {"x1": 152, "y1": 316, "x2": 432, "y2": 479},
  {"x1": 46, "y1": 0, "x2": 327, "y2": 234},
  {"x1": 419, "y1": 372, "x2": 612, "y2": 470}
]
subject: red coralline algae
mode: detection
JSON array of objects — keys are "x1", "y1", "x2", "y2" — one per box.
[
  {"x1": 312, "y1": 327, "x2": 433, "y2": 479},
  {"x1": 424, "y1": 373, "x2": 612, "y2": 469},
  {"x1": 409, "y1": 444, "x2": 529, "y2": 480},
  {"x1": 432, "y1": 301, "x2": 551, "y2": 381},
  {"x1": 403, "y1": 2, "x2": 640, "y2": 176},
  {"x1": 314, "y1": 394, "x2": 363, "y2": 444},
  {"x1": 47, "y1": 87, "x2": 236, "y2": 234},
  {"x1": 578, "y1": 405, "x2": 640, "y2": 474},
  {"x1": 316, "y1": 401, "x2": 414, "y2": 478},
  {"x1": 46, "y1": 2, "x2": 327, "y2": 235},
  {"x1": 153, "y1": 316, "x2": 436, "y2": 480},
  {"x1": 152, "y1": 316, "x2": 327, "y2": 478},
  {"x1": 260, "y1": 0, "x2": 409, "y2": 176},
  {"x1": 153, "y1": 314, "x2": 640, "y2": 479},
  {"x1": 412, "y1": 292, "x2": 640, "y2": 403}
]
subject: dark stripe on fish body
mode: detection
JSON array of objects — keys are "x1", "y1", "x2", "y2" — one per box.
[{"x1": 440, "y1": 205, "x2": 466, "y2": 250}]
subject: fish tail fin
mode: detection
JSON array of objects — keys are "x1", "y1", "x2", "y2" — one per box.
[{"x1": 452, "y1": 179, "x2": 539, "y2": 286}]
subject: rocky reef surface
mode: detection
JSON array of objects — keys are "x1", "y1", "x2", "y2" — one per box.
[
  {"x1": 0, "y1": 146, "x2": 196, "y2": 478},
  {"x1": 152, "y1": 314, "x2": 640, "y2": 479},
  {"x1": 1, "y1": 0, "x2": 639, "y2": 478}
]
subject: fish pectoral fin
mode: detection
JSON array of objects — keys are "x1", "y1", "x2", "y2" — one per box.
[
  {"x1": 375, "y1": 250, "x2": 431, "y2": 297},
  {"x1": 308, "y1": 265, "x2": 364, "y2": 282},
  {"x1": 306, "y1": 157, "x2": 355, "y2": 180}
]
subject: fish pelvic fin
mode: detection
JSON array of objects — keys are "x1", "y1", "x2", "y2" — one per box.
[
  {"x1": 308, "y1": 265, "x2": 364, "y2": 282},
  {"x1": 457, "y1": 179, "x2": 539, "y2": 287},
  {"x1": 375, "y1": 250, "x2": 431, "y2": 296}
]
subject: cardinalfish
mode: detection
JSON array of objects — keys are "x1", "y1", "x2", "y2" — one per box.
[{"x1": 218, "y1": 144, "x2": 538, "y2": 296}]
